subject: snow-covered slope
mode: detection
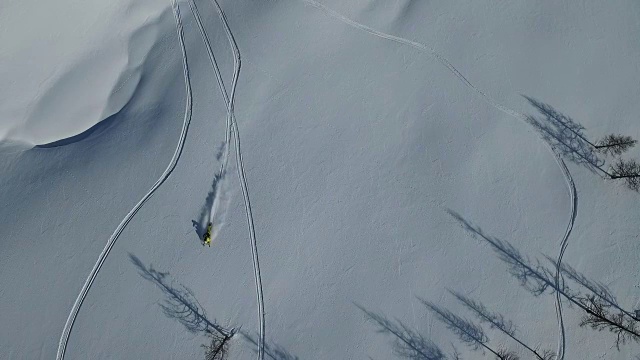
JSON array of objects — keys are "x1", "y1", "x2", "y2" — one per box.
[
  {"x1": 1, "y1": 0, "x2": 640, "y2": 359},
  {"x1": 0, "y1": 0, "x2": 168, "y2": 145}
]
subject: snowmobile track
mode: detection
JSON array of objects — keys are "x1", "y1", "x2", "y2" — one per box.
[
  {"x1": 186, "y1": 0, "x2": 233, "y2": 226},
  {"x1": 549, "y1": 152, "x2": 577, "y2": 360},
  {"x1": 300, "y1": 1, "x2": 577, "y2": 357},
  {"x1": 56, "y1": 1, "x2": 193, "y2": 359},
  {"x1": 188, "y1": 1, "x2": 266, "y2": 359}
]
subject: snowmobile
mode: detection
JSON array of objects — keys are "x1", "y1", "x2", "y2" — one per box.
[{"x1": 203, "y1": 222, "x2": 213, "y2": 247}]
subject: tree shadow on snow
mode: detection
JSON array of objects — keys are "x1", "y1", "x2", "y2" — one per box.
[
  {"x1": 355, "y1": 303, "x2": 447, "y2": 360},
  {"x1": 543, "y1": 255, "x2": 640, "y2": 321},
  {"x1": 444, "y1": 290, "x2": 555, "y2": 359},
  {"x1": 418, "y1": 299, "x2": 500, "y2": 358},
  {"x1": 241, "y1": 331, "x2": 299, "y2": 360},
  {"x1": 523, "y1": 95, "x2": 605, "y2": 174},
  {"x1": 357, "y1": 298, "x2": 551, "y2": 359},
  {"x1": 447, "y1": 209, "x2": 557, "y2": 297},
  {"x1": 129, "y1": 254, "x2": 234, "y2": 337},
  {"x1": 446, "y1": 209, "x2": 638, "y2": 318}
]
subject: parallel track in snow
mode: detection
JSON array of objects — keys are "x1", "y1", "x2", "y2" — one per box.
[
  {"x1": 550, "y1": 155, "x2": 577, "y2": 360},
  {"x1": 300, "y1": 1, "x2": 577, "y2": 358},
  {"x1": 55, "y1": 1, "x2": 193, "y2": 359},
  {"x1": 188, "y1": 1, "x2": 266, "y2": 359}
]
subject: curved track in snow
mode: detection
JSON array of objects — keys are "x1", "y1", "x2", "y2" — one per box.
[
  {"x1": 56, "y1": 1, "x2": 193, "y2": 359},
  {"x1": 550, "y1": 154, "x2": 577, "y2": 360},
  {"x1": 300, "y1": 1, "x2": 577, "y2": 357},
  {"x1": 188, "y1": 1, "x2": 266, "y2": 359}
]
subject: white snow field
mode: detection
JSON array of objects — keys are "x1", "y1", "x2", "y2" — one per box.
[{"x1": 1, "y1": 0, "x2": 640, "y2": 359}]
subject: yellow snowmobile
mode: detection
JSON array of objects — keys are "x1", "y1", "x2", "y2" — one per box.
[{"x1": 203, "y1": 222, "x2": 212, "y2": 247}]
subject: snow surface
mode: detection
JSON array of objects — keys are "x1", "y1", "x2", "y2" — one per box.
[
  {"x1": 1, "y1": 0, "x2": 640, "y2": 359},
  {"x1": 0, "y1": 0, "x2": 167, "y2": 145}
]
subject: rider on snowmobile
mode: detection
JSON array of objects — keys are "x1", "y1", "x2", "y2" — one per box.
[{"x1": 203, "y1": 222, "x2": 212, "y2": 247}]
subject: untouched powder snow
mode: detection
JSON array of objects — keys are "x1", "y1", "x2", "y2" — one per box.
[{"x1": 1, "y1": 0, "x2": 640, "y2": 359}]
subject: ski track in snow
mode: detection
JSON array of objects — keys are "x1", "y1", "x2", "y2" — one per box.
[
  {"x1": 55, "y1": 1, "x2": 194, "y2": 359},
  {"x1": 300, "y1": 1, "x2": 577, "y2": 358},
  {"x1": 188, "y1": 1, "x2": 266, "y2": 359}
]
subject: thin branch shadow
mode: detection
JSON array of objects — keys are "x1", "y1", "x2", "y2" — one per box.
[
  {"x1": 418, "y1": 299, "x2": 492, "y2": 356},
  {"x1": 448, "y1": 290, "x2": 516, "y2": 336},
  {"x1": 544, "y1": 255, "x2": 639, "y2": 321},
  {"x1": 447, "y1": 209, "x2": 640, "y2": 321},
  {"x1": 129, "y1": 254, "x2": 233, "y2": 337},
  {"x1": 355, "y1": 303, "x2": 446, "y2": 360},
  {"x1": 448, "y1": 290, "x2": 554, "y2": 360},
  {"x1": 446, "y1": 209, "x2": 637, "y2": 317},
  {"x1": 523, "y1": 95, "x2": 605, "y2": 174},
  {"x1": 446, "y1": 209, "x2": 560, "y2": 298},
  {"x1": 241, "y1": 331, "x2": 299, "y2": 360}
]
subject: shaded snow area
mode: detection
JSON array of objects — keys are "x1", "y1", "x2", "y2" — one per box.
[{"x1": 1, "y1": 0, "x2": 640, "y2": 359}]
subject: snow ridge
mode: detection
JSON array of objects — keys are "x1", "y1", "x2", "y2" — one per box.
[
  {"x1": 188, "y1": 1, "x2": 266, "y2": 358},
  {"x1": 300, "y1": 1, "x2": 578, "y2": 357},
  {"x1": 55, "y1": 1, "x2": 194, "y2": 359}
]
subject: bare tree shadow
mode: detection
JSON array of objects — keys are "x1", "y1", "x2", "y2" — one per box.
[
  {"x1": 418, "y1": 299, "x2": 500, "y2": 358},
  {"x1": 447, "y1": 209, "x2": 636, "y2": 314},
  {"x1": 523, "y1": 95, "x2": 605, "y2": 174},
  {"x1": 448, "y1": 290, "x2": 554, "y2": 360},
  {"x1": 241, "y1": 331, "x2": 299, "y2": 360},
  {"x1": 129, "y1": 254, "x2": 233, "y2": 337},
  {"x1": 446, "y1": 209, "x2": 559, "y2": 298},
  {"x1": 447, "y1": 210, "x2": 640, "y2": 348},
  {"x1": 355, "y1": 303, "x2": 446, "y2": 360},
  {"x1": 447, "y1": 290, "x2": 515, "y2": 337},
  {"x1": 544, "y1": 255, "x2": 639, "y2": 321}
]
